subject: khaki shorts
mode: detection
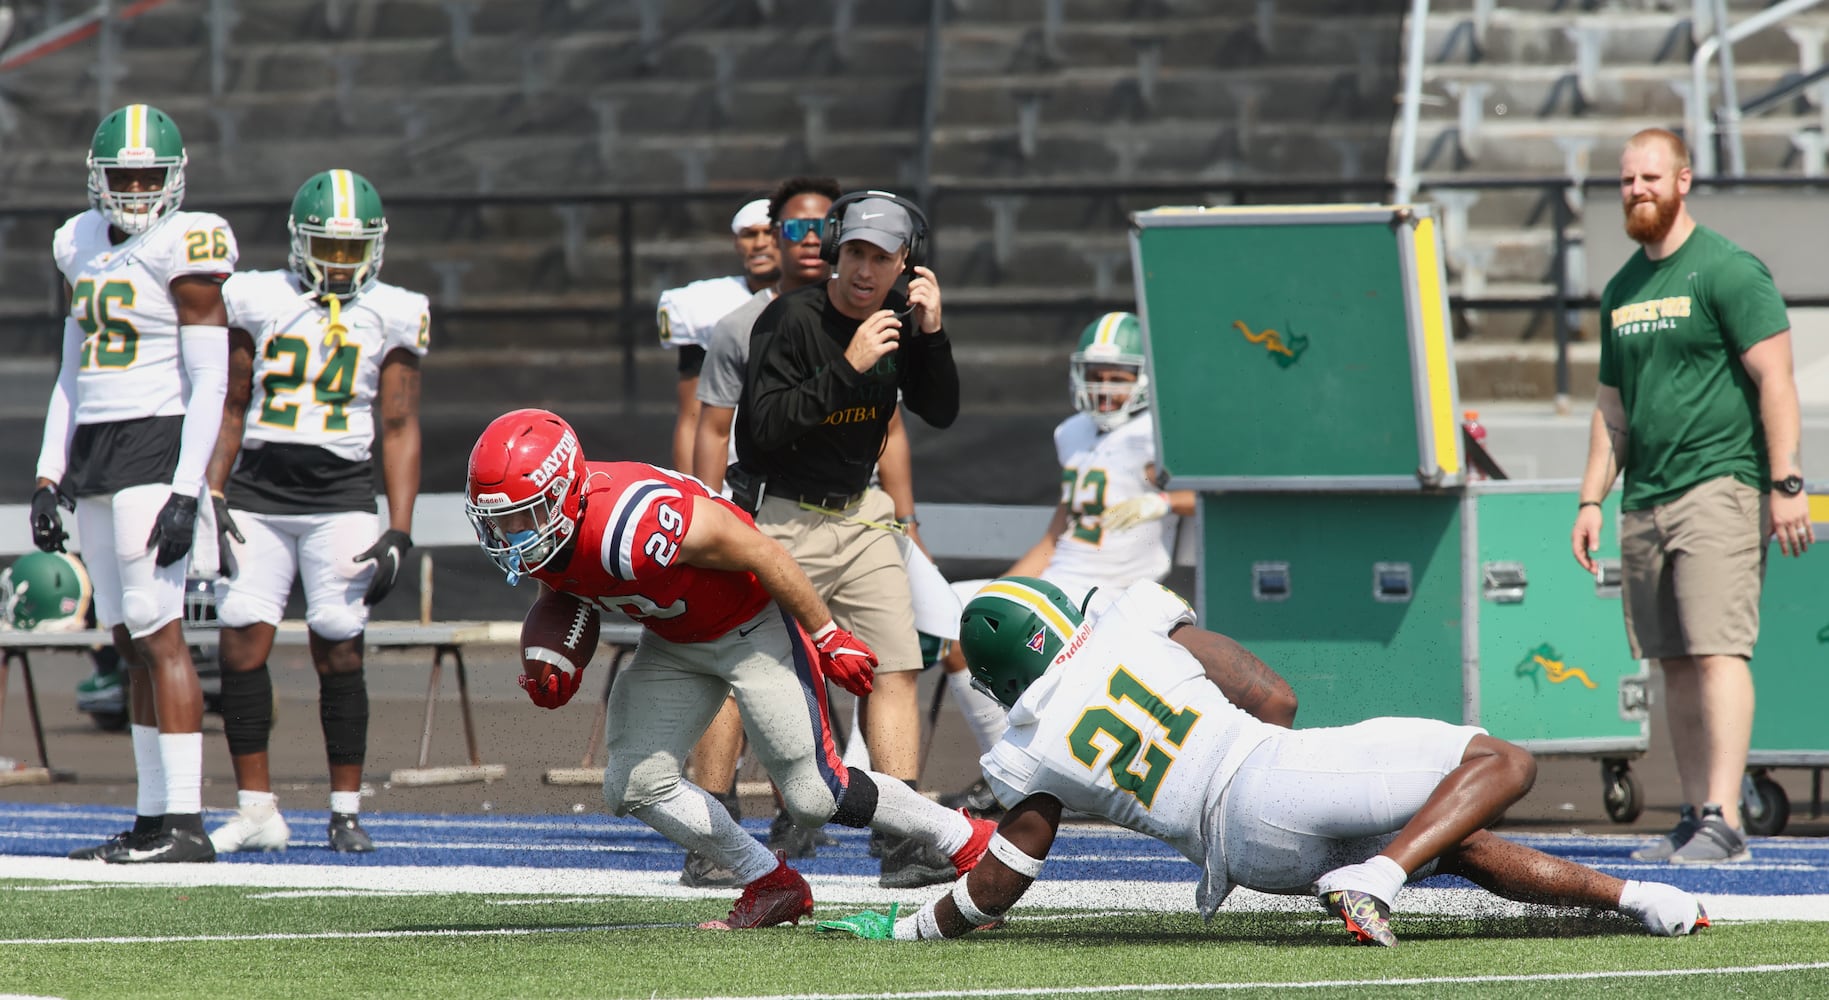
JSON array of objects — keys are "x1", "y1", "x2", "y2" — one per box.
[
  {"x1": 753, "y1": 487, "x2": 922, "y2": 673},
  {"x1": 1619, "y1": 475, "x2": 1769, "y2": 661}
]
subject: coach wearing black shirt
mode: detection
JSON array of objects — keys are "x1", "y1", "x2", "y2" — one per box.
[{"x1": 732, "y1": 194, "x2": 961, "y2": 889}]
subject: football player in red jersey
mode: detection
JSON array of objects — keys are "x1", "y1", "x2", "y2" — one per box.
[{"x1": 465, "y1": 408, "x2": 995, "y2": 929}]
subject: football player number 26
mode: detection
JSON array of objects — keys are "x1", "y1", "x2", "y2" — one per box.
[
  {"x1": 257, "y1": 334, "x2": 360, "y2": 430},
  {"x1": 1067, "y1": 666, "x2": 1201, "y2": 809},
  {"x1": 644, "y1": 502, "x2": 684, "y2": 566},
  {"x1": 184, "y1": 228, "x2": 232, "y2": 263},
  {"x1": 73, "y1": 278, "x2": 138, "y2": 369}
]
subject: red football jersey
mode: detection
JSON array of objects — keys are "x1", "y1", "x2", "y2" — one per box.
[{"x1": 531, "y1": 461, "x2": 771, "y2": 643}]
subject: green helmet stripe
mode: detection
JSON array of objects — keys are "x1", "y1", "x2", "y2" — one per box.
[{"x1": 979, "y1": 580, "x2": 1077, "y2": 642}]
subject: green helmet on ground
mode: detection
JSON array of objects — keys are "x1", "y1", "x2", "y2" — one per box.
[
  {"x1": 957, "y1": 576, "x2": 1085, "y2": 709},
  {"x1": 87, "y1": 104, "x2": 188, "y2": 235},
  {"x1": 1070, "y1": 311, "x2": 1150, "y2": 431},
  {"x1": 289, "y1": 168, "x2": 388, "y2": 300},
  {"x1": 1, "y1": 552, "x2": 93, "y2": 632}
]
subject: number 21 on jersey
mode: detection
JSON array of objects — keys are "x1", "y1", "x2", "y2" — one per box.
[{"x1": 1067, "y1": 666, "x2": 1201, "y2": 808}]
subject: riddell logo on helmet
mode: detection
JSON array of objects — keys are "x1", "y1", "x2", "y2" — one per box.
[{"x1": 529, "y1": 431, "x2": 579, "y2": 488}]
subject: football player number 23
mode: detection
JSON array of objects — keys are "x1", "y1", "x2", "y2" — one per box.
[
  {"x1": 257, "y1": 334, "x2": 360, "y2": 430},
  {"x1": 73, "y1": 278, "x2": 139, "y2": 369},
  {"x1": 1067, "y1": 666, "x2": 1201, "y2": 809}
]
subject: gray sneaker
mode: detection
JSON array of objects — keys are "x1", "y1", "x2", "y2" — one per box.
[
  {"x1": 679, "y1": 849, "x2": 743, "y2": 887},
  {"x1": 1630, "y1": 805, "x2": 1700, "y2": 862},
  {"x1": 1668, "y1": 806, "x2": 1750, "y2": 865}
]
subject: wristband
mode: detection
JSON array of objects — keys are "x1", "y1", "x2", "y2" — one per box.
[
  {"x1": 895, "y1": 515, "x2": 919, "y2": 527},
  {"x1": 1577, "y1": 500, "x2": 1602, "y2": 511},
  {"x1": 812, "y1": 621, "x2": 838, "y2": 642}
]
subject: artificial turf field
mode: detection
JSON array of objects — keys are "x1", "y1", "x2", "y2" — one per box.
[{"x1": 4, "y1": 803, "x2": 1826, "y2": 999}]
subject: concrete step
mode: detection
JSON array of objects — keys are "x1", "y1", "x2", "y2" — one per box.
[
  {"x1": 1418, "y1": 63, "x2": 1802, "y2": 122},
  {"x1": 1422, "y1": 9, "x2": 1820, "y2": 67}
]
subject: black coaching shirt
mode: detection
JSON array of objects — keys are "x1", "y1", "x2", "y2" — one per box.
[{"x1": 735, "y1": 282, "x2": 959, "y2": 497}]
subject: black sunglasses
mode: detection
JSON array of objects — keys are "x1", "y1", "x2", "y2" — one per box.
[{"x1": 779, "y1": 217, "x2": 826, "y2": 243}]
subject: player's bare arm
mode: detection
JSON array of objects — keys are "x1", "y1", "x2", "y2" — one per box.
[
  {"x1": 927, "y1": 793, "x2": 1062, "y2": 938},
  {"x1": 1004, "y1": 504, "x2": 1070, "y2": 578},
  {"x1": 692, "y1": 402, "x2": 737, "y2": 492},
  {"x1": 676, "y1": 494, "x2": 837, "y2": 633},
  {"x1": 1741, "y1": 330, "x2": 1813, "y2": 556},
  {"x1": 1169, "y1": 624, "x2": 1298, "y2": 727},
  {"x1": 172, "y1": 273, "x2": 229, "y2": 326},
  {"x1": 378, "y1": 349, "x2": 423, "y2": 537},
  {"x1": 204, "y1": 328, "x2": 256, "y2": 496}
]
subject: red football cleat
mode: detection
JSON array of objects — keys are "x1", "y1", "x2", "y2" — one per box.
[{"x1": 697, "y1": 851, "x2": 814, "y2": 930}]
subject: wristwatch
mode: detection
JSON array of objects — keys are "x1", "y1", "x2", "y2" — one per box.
[{"x1": 1771, "y1": 474, "x2": 1805, "y2": 496}]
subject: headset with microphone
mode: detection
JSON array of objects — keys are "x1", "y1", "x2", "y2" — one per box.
[{"x1": 818, "y1": 189, "x2": 930, "y2": 272}]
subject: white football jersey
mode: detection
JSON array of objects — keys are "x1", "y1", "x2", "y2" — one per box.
[
  {"x1": 657, "y1": 274, "x2": 752, "y2": 351},
  {"x1": 981, "y1": 582, "x2": 1276, "y2": 874},
  {"x1": 53, "y1": 209, "x2": 239, "y2": 425},
  {"x1": 1046, "y1": 412, "x2": 1178, "y2": 589},
  {"x1": 224, "y1": 270, "x2": 430, "y2": 463}
]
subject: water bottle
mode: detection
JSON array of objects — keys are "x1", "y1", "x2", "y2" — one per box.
[{"x1": 1463, "y1": 409, "x2": 1488, "y2": 480}]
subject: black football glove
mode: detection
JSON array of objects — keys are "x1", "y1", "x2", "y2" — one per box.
[
  {"x1": 145, "y1": 493, "x2": 200, "y2": 568},
  {"x1": 354, "y1": 528, "x2": 413, "y2": 606},
  {"x1": 29, "y1": 483, "x2": 74, "y2": 553},
  {"x1": 212, "y1": 493, "x2": 245, "y2": 579}
]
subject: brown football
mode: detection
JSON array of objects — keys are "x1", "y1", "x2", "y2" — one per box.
[{"x1": 521, "y1": 590, "x2": 601, "y2": 685}]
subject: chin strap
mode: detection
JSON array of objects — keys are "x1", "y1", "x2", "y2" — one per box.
[{"x1": 324, "y1": 293, "x2": 348, "y2": 349}]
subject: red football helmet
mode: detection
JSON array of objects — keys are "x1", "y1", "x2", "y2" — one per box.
[{"x1": 466, "y1": 408, "x2": 587, "y2": 585}]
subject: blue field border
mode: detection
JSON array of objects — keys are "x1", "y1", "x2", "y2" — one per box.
[{"x1": 3, "y1": 801, "x2": 1824, "y2": 898}]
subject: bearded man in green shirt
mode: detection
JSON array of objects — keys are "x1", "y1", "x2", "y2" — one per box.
[{"x1": 1572, "y1": 128, "x2": 1814, "y2": 865}]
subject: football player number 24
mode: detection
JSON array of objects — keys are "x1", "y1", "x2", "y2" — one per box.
[
  {"x1": 1068, "y1": 666, "x2": 1201, "y2": 809},
  {"x1": 258, "y1": 334, "x2": 360, "y2": 430}
]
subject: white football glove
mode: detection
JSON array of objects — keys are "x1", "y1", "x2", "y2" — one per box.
[{"x1": 1102, "y1": 492, "x2": 1170, "y2": 532}]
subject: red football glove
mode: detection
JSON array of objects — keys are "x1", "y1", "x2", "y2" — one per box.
[
  {"x1": 519, "y1": 666, "x2": 584, "y2": 709},
  {"x1": 813, "y1": 623, "x2": 876, "y2": 697}
]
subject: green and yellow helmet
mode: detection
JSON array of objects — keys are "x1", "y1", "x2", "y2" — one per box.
[
  {"x1": 958, "y1": 577, "x2": 1085, "y2": 709},
  {"x1": 288, "y1": 169, "x2": 388, "y2": 300},
  {"x1": 1070, "y1": 311, "x2": 1150, "y2": 431},
  {"x1": 1, "y1": 552, "x2": 93, "y2": 632},
  {"x1": 87, "y1": 104, "x2": 188, "y2": 235}
]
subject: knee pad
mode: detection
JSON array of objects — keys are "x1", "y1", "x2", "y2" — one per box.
[
  {"x1": 829, "y1": 767, "x2": 879, "y2": 828},
  {"x1": 120, "y1": 587, "x2": 168, "y2": 637},
  {"x1": 317, "y1": 669, "x2": 368, "y2": 766},
  {"x1": 220, "y1": 664, "x2": 274, "y2": 757},
  {"x1": 305, "y1": 606, "x2": 367, "y2": 643}
]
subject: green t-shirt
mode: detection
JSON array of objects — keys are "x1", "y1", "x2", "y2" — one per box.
[{"x1": 1597, "y1": 224, "x2": 1788, "y2": 510}]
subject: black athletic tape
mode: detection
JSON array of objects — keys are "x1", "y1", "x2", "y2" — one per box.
[
  {"x1": 220, "y1": 663, "x2": 274, "y2": 757},
  {"x1": 829, "y1": 766, "x2": 879, "y2": 827},
  {"x1": 318, "y1": 669, "x2": 369, "y2": 766}
]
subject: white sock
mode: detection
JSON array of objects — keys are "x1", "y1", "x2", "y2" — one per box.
[
  {"x1": 860, "y1": 770, "x2": 973, "y2": 855},
  {"x1": 130, "y1": 725, "x2": 166, "y2": 817},
  {"x1": 946, "y1": 668, "x2": 1008, "y2": 755},
  {"x1": 630, "y1": 781, "x2": 778, "y2": 884},
  {"x1": 158, "y1": 731, "x2": 203, "y2": 815},
  {"x1": 1314, "y1": 854, "x2": 1408, "y2": 907},
  {"x1": 842, "y1": 698, "x2": 872, "y2": 771},
  {"x1": 237, "y1": 790, "x2": 278, "y2": 816},
  {"x1": 330, "y1": 791, "x2": 362, "y2": 816}
]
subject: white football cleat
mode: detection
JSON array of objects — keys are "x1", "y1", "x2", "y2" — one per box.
[{"x1": 209, "y1": 806, "x2": 291, "y2": 853}]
